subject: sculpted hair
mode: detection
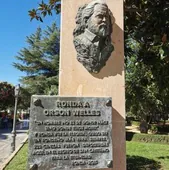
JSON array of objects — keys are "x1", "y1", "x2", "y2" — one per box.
[
  {"x1": 73, "y1": 0, "x2": 113, "y2": 37},
  {"x1": 82, "y1": 0, "x2": 108, "y2": 25}
]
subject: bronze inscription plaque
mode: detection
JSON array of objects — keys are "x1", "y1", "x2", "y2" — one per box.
[{"x1": 28, "y1": 96, "x2": 112, "y2": 170}]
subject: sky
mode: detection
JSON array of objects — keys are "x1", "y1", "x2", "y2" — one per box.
[{"x1": 0, "y1": 0, "x2": 60, "y2": 85}]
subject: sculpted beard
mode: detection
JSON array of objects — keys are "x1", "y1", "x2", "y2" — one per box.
[{"x1": 87, "y1": 18, "x2": 110, "y2": 37}]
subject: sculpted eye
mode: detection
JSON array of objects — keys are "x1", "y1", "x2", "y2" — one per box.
[{"x1": 97, "y1": 14, "x2": 103, "y2": 19}]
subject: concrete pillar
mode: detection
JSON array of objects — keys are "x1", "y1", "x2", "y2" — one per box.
[{"x1": 59, "y1": 0, "x2": 126, "y2": 169}]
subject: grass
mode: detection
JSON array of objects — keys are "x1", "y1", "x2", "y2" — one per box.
[
  {"x1": 127, "y1": 141, "x2": 169, "y2": 170},
  {"x1": 4, "y1": 143, "x2": 28, "y2": 170},
  {"x1": 4, "y1": 141, "x2": 169, "y2": 170},
  {"x1": 131, "y1": 120, "x2": 140, "y2": 126}
]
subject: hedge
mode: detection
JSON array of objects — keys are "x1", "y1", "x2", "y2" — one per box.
[{"x1": 126, "y1": 132, "x2": 169, "y2": 144}]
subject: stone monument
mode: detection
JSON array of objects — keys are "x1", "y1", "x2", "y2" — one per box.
[
  {"x1": 28, "y1": 0, "x2": 126, "y2": 170},
  {"x1": 59, "y1": 0, "x2": 126, "y2": 169}
]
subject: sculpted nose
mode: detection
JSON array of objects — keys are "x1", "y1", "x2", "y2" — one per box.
[{"x1": 102, "y1": 16, "x2": 106, "y2": 22}]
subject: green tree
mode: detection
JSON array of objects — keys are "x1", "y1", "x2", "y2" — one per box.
[
  {"x1": 29, "y1": 0, "x2": 61, "y2": 22},
  {"x1": 125, "y1": 0, "x2": 169, "y2": 123},
  {"x1": 13, "y1": 22, "x2": 60, "y2": 104},
  {"x1": 0, "y1": 82, "x2": 14, "y2": 110}
]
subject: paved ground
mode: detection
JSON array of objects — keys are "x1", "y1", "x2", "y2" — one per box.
[
  {"x1": 0, "y1": 122, "x2": 28, "y2": 169},
  {"x1": 126, "y1": 125, "x2": 140, "y2": 133}
]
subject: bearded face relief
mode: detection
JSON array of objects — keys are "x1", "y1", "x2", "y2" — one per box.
[
  {"x1": 87, "y1": 4, "x2": 110, "y2": 37},
  {"x1": 73, "y1": 0, "x2": 114, "y2": 74}
]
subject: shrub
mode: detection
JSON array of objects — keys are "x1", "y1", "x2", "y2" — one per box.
[
  {"x1": 131, "y1": 121, "x2": 140, "y2": 126},
  {"x1": 149, "y1": 124, "x2": 158, "y2": 134},
  {"x1": 126, "y1": 132, "x2": 169, "y2": 144}
]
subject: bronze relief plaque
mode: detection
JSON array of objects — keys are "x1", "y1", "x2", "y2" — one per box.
[
  {"x1": 28, "y1": 96, "x2": 112, "y2": 170},
  {"x1": 73, "y1": 0, "x2": 114, "y2": 73}
]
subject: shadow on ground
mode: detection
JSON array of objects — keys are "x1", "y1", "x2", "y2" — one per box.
[
  {"x1": 126, "y1": 132, "x2": 136, "y2": 141},
  {"x1": 0, "y1": 134, "x2": 8, "y2": 140},
  {"x1": 127, "y1": 155, "x2": 161, "y2": 170}
]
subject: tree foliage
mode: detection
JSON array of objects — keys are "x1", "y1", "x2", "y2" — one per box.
[
  {"x1": 125, "y1": 0, "x2": 169, "y2": 122},
  {"x1": 13, "y1": 22, "x2": 60, "y2": 108},
  {"x1": 29, "y1": 0, "x2": 61, "y2": 22},
  {"x1": 0, "y1": 82, "x2": 14, "y2": 110}
]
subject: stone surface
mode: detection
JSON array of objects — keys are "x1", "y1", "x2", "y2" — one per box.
[
  {"x1": 73, "y1": 0, "x2": 114, "y2": 73},
  {"x1": 28, "y1": 96, "x2": 112, "y2": 170},
  {"x1": 59, "y1": 0, "x2": 126, "y2": 170}
]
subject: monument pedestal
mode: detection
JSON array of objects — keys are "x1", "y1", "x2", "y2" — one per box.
[{"x1": 59, "y1": 0, "x2": 126, "y2": 170}]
